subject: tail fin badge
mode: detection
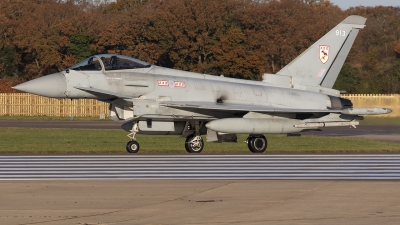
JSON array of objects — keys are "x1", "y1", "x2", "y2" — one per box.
[{"x1": 319, "y1": 45, "x2": 330, "y2": 64}]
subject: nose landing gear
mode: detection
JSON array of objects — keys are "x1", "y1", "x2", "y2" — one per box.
[
  {"x1": 126, "y1": 140, "x2": 140, "y2": 153},
  {"x1": 126, "y1": 121, "x2": 139, "y2": 153}
]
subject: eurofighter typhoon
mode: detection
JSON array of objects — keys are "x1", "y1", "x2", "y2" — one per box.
[{"x1": 14, "y1": 16, "x2": 392, "y2": 153}]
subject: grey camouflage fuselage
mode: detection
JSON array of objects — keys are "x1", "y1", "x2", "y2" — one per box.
[{"x1": 13, "y1": 15, "x2": 392, "y2": 153}]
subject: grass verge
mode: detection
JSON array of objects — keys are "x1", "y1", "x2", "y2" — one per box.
[{"x1": 1, "y1": 127, "x2": 400, "y2": 154}]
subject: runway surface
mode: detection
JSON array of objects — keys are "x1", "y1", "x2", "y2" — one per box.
[
  {"x1": 2, "y1": 154, "x2": 400, "y2": 180},
  {"x1": 2, "y1": 122, "x2": 400, "y2": 224}
]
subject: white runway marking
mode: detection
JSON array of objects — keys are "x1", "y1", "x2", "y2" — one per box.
[{"x1": 1, "y1": 155, "x2": 400, "y2": 180}]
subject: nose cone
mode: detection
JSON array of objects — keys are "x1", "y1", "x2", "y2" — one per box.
[{"x1": 13, "y1": 73, "x2": 66, "y2": 98}]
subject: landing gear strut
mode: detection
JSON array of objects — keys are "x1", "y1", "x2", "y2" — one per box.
[
  {"x1": 126, "y1": 121, "x2": 139, "y2": 153},
  {"x1": 182, "y1": 121, "x2": 205, "y2": 153},
  {"x1": 247, "y1": 135, "x2": 267, "y2": 153},
  {"x1": 185, "y1": 135, "x2": 204, "y2": 153}
]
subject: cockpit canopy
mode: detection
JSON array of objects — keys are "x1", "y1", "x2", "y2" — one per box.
[{"x1": 68, "y1": 54, "x2": 152, "y2": 71}]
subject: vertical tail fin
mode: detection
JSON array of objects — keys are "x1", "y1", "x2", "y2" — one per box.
[{"x1": 276, "y1": 15, "x2": 366, "y2": 89}]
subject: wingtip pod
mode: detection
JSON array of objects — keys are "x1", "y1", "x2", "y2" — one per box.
[
  {"x1": 342, "y1": 15, "x2": 367, "y2": 26},
  {"x1": 341, "y1": 108, "x2": 392, "y2": 115}
]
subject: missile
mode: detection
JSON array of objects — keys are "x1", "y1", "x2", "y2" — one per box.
[
  {"x1": 341, "y1": 108, "x2": 392, "y2": 115},
  {"x1": 205, "y1": 118, "x2": 302, "y2": 134},
  {"x1": 294, "y1": 121, "x2": 359, "y2": 128}
]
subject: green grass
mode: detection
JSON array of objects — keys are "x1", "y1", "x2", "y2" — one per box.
[
  {"x1": 1, "y1": 127, "x2": 399, "y2": 154},
  {"x1": 0, "y1": 115, "x2": 110, "y2": 121}
]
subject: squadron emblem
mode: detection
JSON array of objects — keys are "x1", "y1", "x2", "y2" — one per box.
[{"x1": 319, "y1": 45, "x2": 330, "y2": 64}]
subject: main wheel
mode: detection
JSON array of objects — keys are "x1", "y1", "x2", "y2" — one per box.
[
  {"x1": 247, "y1": 136, "x2": 267, "y2": 153},
  {"x1": 185, "y1": 135, "x2": 204, "y2": 153},
  {"x1": 126, "y1": 140, "x2": 140, "y2": 153}
]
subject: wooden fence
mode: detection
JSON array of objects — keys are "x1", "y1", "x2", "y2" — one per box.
[
  {"x1": 342, "y1": 94, "x2": 400, "y2": 117},
  {"x1": 0, "y1": 93, "x2": 109, "y2": 117},
  {"x1": 0, "y1": 93, "x2": 399, "y2": 117}
]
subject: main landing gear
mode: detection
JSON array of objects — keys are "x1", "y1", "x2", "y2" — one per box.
[
  {"x1": 246, "y1": 135, "x2": 267, "y2": 153},
  {"x1": 182, "y1": 121, "x2": 204, "y2": 153},
  {"x1": 185, "y1": 135, "x2": 204, "y2": 153},
  {"x1": 125, "y1": 120, "x2": 205, "y2": 154}
]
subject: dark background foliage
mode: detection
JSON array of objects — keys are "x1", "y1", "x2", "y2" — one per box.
[{"x1": 1, "y1": 0, "x2": 400, "y2": 93}]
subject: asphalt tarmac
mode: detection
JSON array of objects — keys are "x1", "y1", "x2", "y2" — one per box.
[
  {"x1": 305, "y1": 123, "x2": 400, "y2": 143},
  {"x1": 1, "y1": 180, "x2": 400, "y2": 225},
  {"x1": 1, "y1": 120, "x2": 400, "y2": 225}
]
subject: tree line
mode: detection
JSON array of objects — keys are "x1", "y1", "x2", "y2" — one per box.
[{"x1": 1, "y1": 0, "x2": 400, "y2": 94}]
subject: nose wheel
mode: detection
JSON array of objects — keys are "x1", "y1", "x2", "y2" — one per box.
[
  {"x1": 247, "y1": 135, "x2": 267, "y2": 153},
  {"x1": 126, "y1": 121, "x2": 140, "y2": 153},
  {"x1": 126, "y1": 140, "x2": 140, "y2": 153},
  {"x1": 185, "y1": 135, "x2": 204, "y2": 153}
]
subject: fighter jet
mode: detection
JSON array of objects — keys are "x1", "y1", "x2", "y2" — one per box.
[{"x1": 13, "y1": 15, "x2": 392, "y2": 153}]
